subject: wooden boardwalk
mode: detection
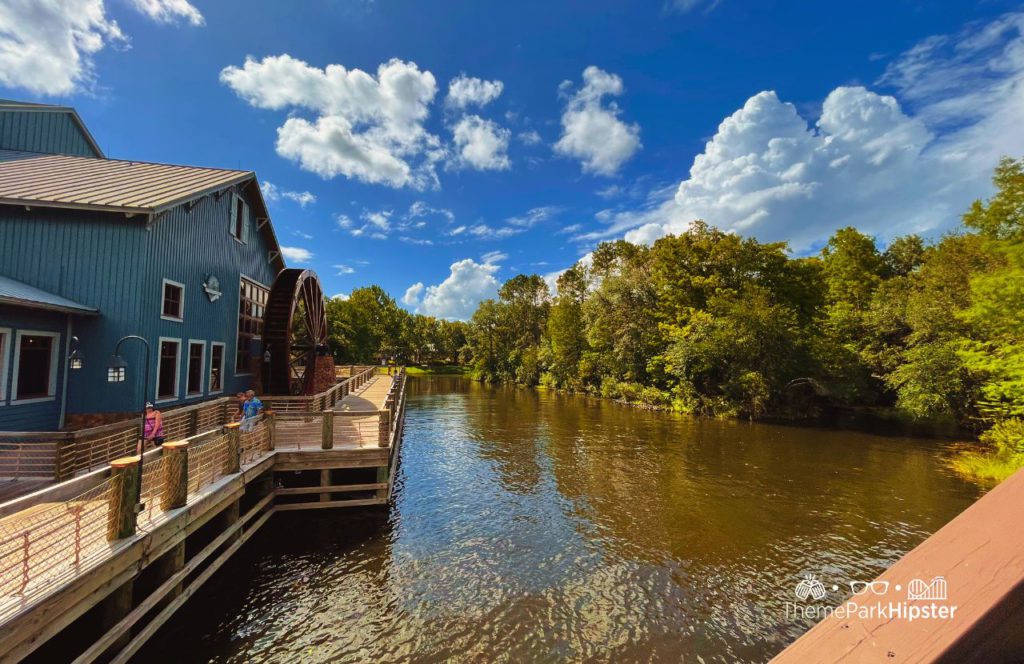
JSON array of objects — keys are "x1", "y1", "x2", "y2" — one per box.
[{"x1": 0, "y1": 368, "x2": 407, "y2": 662}]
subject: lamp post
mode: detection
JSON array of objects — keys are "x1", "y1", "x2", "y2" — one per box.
[
  {"x1": 107, "y1": 335, "x2": 151, "y2": 508},
  {"x1": 68, "y1": 335, "x2": 84, "y2": 370}
]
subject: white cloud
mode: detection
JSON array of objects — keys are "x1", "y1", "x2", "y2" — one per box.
[
  {"x1": 402, "y1": 282, "x2": 424, "y2": 306},
  {"x1": 363, "y1": 209, "x2": 392, "y2": 231},
  {"x1": 449, "y1": 225, "x2": 467, "y2": 236},
  {"x1": 127, "y1": 0, "x2": 203, "y2": 25},
  {"x1": 666, "y1": 0, "x2": 722, "y2": 14},
  {"x1": 555, "y1": 66, "x2": 642, "y2": 176},
  {"x1": 506, "y1": 205, "x2": 559, "y2": 228},
  {"x1": 0, "y1": 0, "x2": 204, "y2": 96},
  {"x1": 450, "y1": 115, "x2": 511, "y2": 170},
  {"x1": 518, "y1": 130, "x2": 542, "y2": 145},
  {"x1": 399, "y1": 236, "x2": 434, "y2": 246},
  {"x1": 292, "y1": 230, "x2": 313, "y2": 240},
  {"x1": 334, "y1": 264, "x2": 355, "y2": 275},
  {"x1": 332, "y1": 293, "x2": 350, "y2": 301},
  {"x1": 281, "y1": 246, "x2": 313, "y2": 264},
  {"x1": 262, "y1": 181, "x2": 316, "y2": 207},
  {"x1": 407, "y1": 258, "x2": 501, "y2": 319},
  {"x1": 408, "y1": 201, "x2": 454, "y2": 222},
  {"x1": 221, "y1": 55, "x2": 442, "y2": 189},
  {"x1": 481, "y1": 250, "x2": 508, "y2": 264},
  {"x1": 446, "y1": 74, "x2": 504, "y2": 109},
  {"x1": 462, "y1": 206, "x2": 560, "y2": 240},
  {"x1": 335, "y1": 214, "x2": 353, "y2": 229},
  {"x1": 581, "y1": 13, "x2": 1024, "y2": 252}
]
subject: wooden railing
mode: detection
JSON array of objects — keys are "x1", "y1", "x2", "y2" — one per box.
[
  {"x1": 0, "y1": 419, "x2": 273, "y2": 623},
  {"x1": 0, "y1": 366, "x2": 378, "y2": 483}
]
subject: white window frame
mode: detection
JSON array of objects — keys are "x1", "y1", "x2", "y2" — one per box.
[
  {"x1": 234, "y1": 273, "x2": 270, "y2": 377},
  {"x1": 185, "y1": 339, "x2": 206, "y2": 399},
  {"x1": 155, "y1": 337, "x2": 182, "y2": 404},
  {"x1": 161, "y1": 278, "x2": 185, "y2": 322},
  {"x1": 208, "y1": 341, "x2": 226, "y2": 395},
  {"x1": 0, "y1": 327, "x2": 10, "y2": 404},
  {"x1": 10, "y1": 330, "x2": 60, "y2": 404}
]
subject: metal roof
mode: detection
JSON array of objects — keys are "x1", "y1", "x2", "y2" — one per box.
[
  {"x1": 0, "y1": 274, "x2": 98, "y2": 315},
  {"x1": 0, "y1": 100, "x2": 105, "y2": 157},
  {"x1": 0, "y1": 150, "x2": 254, "y2": 216}
]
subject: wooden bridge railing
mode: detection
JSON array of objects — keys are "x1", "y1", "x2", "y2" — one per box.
[
  {"x1": 0, "y1": 366, "x2": 378, "y2": 483},
  {"x1": 0, "y1": 418, "x2": 274, "y2": 623}
]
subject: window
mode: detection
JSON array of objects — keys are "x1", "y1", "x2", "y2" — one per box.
[
  {"x1": 162, "y1": 279, "x2": 184, "y2": 321},
  {"x1": 230, "y1": 194, "x2": 247, "y2": 243},
  {"x1": 209, "y1": 342, "x2": 225, "y2": 394},
  {"x1": 12, "y1": 331, "x2": 59, "y2": 402},
  {"x1": 236, "y1": 277, "x2": 269, "y2": 373},
  {"x1": 186, "y1": 340, "x2": 205, "y2": 397},
  {"x1": 156, "y1": 338, "x2": 181, "y2": 402},
  {"x1": 0, "y1": 328, "x2": 10, "y2": 403}
]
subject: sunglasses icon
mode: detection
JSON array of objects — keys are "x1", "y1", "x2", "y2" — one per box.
[{"x1": 849, "y1": 581, "x2": 890, "y2": 595}]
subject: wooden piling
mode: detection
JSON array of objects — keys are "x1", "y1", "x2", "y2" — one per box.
[
  {"x1": 265, "y1": 410, "x2": 276, "y2": 450},
  {"x1": 160, "y1": 441, "x2": 189, "y2": 510},
  {"x1": 378, "y1": 410, "x2": 390, "y2": 447},
  {"x1": 321, "y1": 411, "x2": 334, "y2": 450},
  {"x1": 224, "y1": 422, "x2": 241, "y2": 474},
  {"x1": 107, "y1": 456, "x2": 140, "y2": 541}
]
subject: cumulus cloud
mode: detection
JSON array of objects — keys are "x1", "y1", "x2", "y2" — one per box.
[
  {"x1": 0, "y1": 0, "x2": 201, "y2": 96},
  {"x1": 580, "y1": 12, "x2": 1024, "y2": 252},
  {"x1": 555, "y1": 66, "x2": 642, "y2": 176},
  {"x1": 261, "y1": 181, "x2": 317, "y2": 207},
  {"x1": 404, "y1": 258, "x2": 501, "y2": 319},
  {"x1": 446, "y1": 74, "x2": 504, "y2": 109},
  {"x1": 450, "y1": 115, "x2": 511, "y2": 170},
  {"x1": 221, "y1": 55, "x2": 443, "y2": 189},
  {"x1": 281, "y1": 246, "x2": 313, "y2": 263},
  {"x1": 402, "y1": 282, "x2": 424, "y2": 306},
  {"x1": 334, "y1": 264, "x2": 355, "y2": 275},
  {"x1": 518, "y1": 130, "x2": 542, "y2": 145}
]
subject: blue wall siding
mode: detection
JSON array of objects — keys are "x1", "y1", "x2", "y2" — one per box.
[
  {"x1": 0, "y1": 305, "x2": 67, "y2": 431},
  {"x1": 0, "y1": 110, "x2": 100, "y2": 157},
  {"x1": 0, "y1": 182, "x2": 281, "y2": 428},
  {"x1": 139, "y1": 187, "x2": 278, "y2": 409}
]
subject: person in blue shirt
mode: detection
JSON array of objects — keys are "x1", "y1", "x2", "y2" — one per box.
[{"x1": 241, "y1": 389, "x2": 263, "y2": 432}]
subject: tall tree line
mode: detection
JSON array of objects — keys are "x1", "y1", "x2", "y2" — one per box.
[{"x1": 460, "y1": 159, "x2": 1024, "y2": 446}]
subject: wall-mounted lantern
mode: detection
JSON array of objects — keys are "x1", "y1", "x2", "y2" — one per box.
[{"x1": 107, "y1": 354, "x2": 128, "y2": 382}]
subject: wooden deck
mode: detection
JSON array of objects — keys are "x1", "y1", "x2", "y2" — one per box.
[
  {"x1": 772, "y1": 467, "x2": 1024, "y2": 663},
  {"x1": 0, "y1": 368, "x2": 407, "y2": 663}
]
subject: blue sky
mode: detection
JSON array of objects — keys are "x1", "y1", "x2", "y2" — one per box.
[{"x1": 2, "y1": 0, "x2": 1024, "y2": 318}]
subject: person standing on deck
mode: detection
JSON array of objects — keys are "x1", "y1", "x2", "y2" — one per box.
[
  {"x1": 143, "y1": 403, "x2": 165, "y2": 447},
  {"x1": 241, "y1": 389, "x2": 263, "y2": 432},
  {"x1": 232, "y1": 391, "x2": 246, "y2": 422}
]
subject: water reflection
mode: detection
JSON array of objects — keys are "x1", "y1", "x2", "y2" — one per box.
[{"x1": 137, "y1": 376, "x2": 981, "y2": 663}]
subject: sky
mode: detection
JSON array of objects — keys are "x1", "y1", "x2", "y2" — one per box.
[{"x1": 2, "y1": 0, "x2": 1024, "y2": 319}]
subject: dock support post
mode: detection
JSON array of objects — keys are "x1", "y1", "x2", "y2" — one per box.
[
  {"x1": 107, "y1": 456, "x2": 141, "y2": 541},
  {"x1": 266, "y1": 411, "x2": 276, "y2": 450},
  {"x1": 376, "y1": 465, "x2": 388, "y2": 501},
  {"x1": 321, "y1": 411, "x2": 334, "y2": 450},
  {"x1": 99, "y1": 578, "x2": 135, "y2": 653},
  {"x1": 151, "y1": 540, "x2": 186, "y2": 610},
  {"x1": 320, "y1": 469, "x2": 331, "y2": 502},
  {"x1": 378, "y1": 410, "x2": 390, "y2": 447},
  {"x1": 161, "y1": 441, "x2": 188, "y2": 510},
  {"x1": 224, "y1": 422, "x2": 241, "y2": 474}
]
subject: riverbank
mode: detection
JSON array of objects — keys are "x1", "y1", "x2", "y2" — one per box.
[{"x1": 405, "y1": 364, "x2": 472, "y2": 376}]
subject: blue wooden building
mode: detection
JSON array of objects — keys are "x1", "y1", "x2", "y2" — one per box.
[{"x1": 0, "y1": 100, "x2": 287, "y2": 431}]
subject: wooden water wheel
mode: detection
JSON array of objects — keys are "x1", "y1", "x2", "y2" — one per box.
[{"x1": 263, "y1": 268, "x2": 328, "y2": 395}]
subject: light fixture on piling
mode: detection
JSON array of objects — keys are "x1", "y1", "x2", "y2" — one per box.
[
  {"x1": 68, "y1": 336, "x2": 84, "y2": 370},
  {"x1": 107, "y1": 354, "x2": 128, "y2": 382}
]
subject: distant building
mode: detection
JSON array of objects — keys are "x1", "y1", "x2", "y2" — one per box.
[{"x1": 0, "y1": 100, "x2": 287, "y2": 430}]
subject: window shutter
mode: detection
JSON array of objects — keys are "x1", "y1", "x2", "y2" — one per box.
[
  {"x1": 229, "y1": 194, "x2": 238, "y2": 236},
  {"x1": 240, "y1": 198, "x2": 250, "y2": 242}
]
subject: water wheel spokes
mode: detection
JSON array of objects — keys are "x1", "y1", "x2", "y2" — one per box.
[{"x1": 263, "y1": 268, "x2": 329, "y2": 395}]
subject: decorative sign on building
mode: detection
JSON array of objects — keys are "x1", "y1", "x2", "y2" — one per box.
[{"x1": 203, "y1": 275, "x2": 222, "y2": 302}]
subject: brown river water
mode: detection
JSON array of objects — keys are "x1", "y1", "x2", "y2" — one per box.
[{"x1": 136, "y1": 376, "x2": 982, "y2": 663}]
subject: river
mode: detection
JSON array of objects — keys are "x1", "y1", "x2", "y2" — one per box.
[{"x1": 137, "y1": 376, "x2": 982, "y2": 663}]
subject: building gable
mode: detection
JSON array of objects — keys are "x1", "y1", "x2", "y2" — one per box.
[{"x1": 0, "y1": 101, "x2": 103, "y2": 157}]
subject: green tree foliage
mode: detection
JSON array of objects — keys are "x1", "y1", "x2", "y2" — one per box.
[{"x1": 453, "y1": 158, "x2": 1024, "y2": 442}]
